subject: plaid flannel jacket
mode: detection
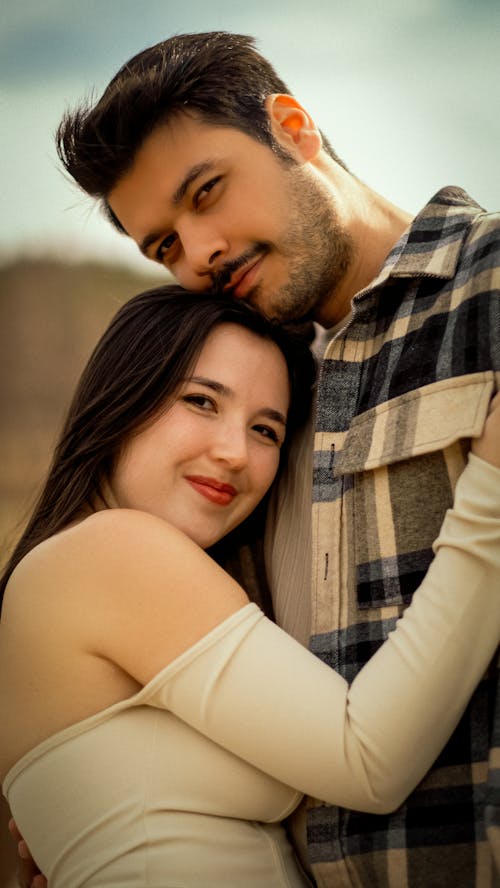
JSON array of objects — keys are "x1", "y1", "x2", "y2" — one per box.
[{"x1": 307, "y1": 187, "x2": 500, "y2": 887}]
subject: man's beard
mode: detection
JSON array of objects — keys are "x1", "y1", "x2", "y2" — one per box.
[
  {"x1": 266, "y1": 164, "x2": 354, "y2": 323},
  {"x1": 213, "y1": 165, "x2": 355, "y2": 325}
]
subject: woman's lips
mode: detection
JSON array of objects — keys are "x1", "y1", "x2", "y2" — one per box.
[{"x1": 185, "y1": 476, "x2": 237, "y2": 506}]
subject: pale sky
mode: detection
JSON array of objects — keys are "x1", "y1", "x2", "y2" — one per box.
[{"x1": 1, "y1": 0, "x2": 499, "y2": 273}]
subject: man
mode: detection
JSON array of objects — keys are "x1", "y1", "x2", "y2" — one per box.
[{"x1": 15, "y1": 31, "x2": 500, "y2": 887}]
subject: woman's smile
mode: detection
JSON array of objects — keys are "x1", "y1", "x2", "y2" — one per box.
[{"x1": 185, "y1": 475, "x2": 238, "y2": 506}]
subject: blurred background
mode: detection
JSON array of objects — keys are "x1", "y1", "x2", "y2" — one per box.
[{"x1": 1, "y1": 0, "x2": 499, "y2": 880}]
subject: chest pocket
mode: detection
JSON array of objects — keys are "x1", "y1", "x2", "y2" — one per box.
[{"x1": 334, "y1": 372, "x2": 495, "y2": 611}]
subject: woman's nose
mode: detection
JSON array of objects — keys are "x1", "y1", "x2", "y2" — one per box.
[{"x1": 209, "y1": 424, "x2": 248, "y2": 470}]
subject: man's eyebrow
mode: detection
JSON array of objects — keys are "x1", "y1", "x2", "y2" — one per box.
[
  {"x1": 139, "y1": 230, "x2": 163, "y2": 258},
  {"x1": 138, "y1": 161, "x2": 216, "y2": 258},
  {"x1": 172, "y1": 161, "x2": 216, "y2": 205},
  {"x1": 189, "y1": 376, "x2": 287, "y2": 426}
]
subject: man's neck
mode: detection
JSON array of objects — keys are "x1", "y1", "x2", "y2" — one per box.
[{"x1": 313, "y1": 165, "x2": 413, "y2": 328}]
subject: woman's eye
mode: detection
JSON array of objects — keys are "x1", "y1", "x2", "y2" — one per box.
[
  {"x1": 253, "y1": 425, "x2": 281, "y2": 445},
  {"x1": 182, "y1": 394, "x2": 215, "y2": 411}
]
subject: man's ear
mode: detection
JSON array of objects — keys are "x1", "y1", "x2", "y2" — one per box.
[{"x1": 265, "y1": 94, "x2": 322, "y2": 161}]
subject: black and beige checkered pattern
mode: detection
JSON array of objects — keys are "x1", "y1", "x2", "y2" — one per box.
[{"x1": 308, "y1": 188, "x2": 500, "y2": 887}]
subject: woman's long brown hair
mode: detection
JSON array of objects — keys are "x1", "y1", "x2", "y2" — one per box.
[{"x1": 0, "y1": 284, "x2": 315, "y2": 607}]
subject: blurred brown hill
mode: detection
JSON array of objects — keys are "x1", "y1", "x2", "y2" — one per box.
[{"x1": 0, "y1": 257, "x2": 168, "y2": 570}]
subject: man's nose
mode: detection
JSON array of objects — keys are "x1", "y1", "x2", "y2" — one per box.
[{"x1": 181, "y1": 222, "x2": 229, "y2": 280}]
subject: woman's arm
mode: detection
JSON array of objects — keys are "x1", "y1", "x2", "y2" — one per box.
[
  {"x1": 145, "y1": 451, "x2": 500, "y2": 813},
  {"x1": 7, "y1": 399, "x2": 500, "y2": 819},
  {"x1": 93, "y1": 398, "x2": 500, "y2": 813}
]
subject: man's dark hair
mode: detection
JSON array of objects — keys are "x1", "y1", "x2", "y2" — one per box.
[{"x1": 56, "y1": 31, "x2": 344, "y2": 230}]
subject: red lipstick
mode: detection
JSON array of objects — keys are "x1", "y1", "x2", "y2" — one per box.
[{"x1": 185, "y1": 476, "x2": 237, "y2": 506}]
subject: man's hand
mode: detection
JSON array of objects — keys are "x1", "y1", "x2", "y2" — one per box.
[{"x1": 8, "y1": 819, "x2": 47, "y2": 888}]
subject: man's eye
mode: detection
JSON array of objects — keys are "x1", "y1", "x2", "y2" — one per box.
[
  {"x1": 194, "y1": 177, "x2": 221, "y2": 207},
  {"x1": 157, "y1": 233, "x2": 177, "y2": 261}
]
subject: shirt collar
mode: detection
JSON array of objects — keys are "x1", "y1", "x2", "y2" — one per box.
[{"x1": 361, "y1": 187, "x2": 485, "y2": 298}]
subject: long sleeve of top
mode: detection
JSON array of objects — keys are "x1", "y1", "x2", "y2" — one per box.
[{"x1": 148, "y1": 452, "x2": 500, "y2": 814}]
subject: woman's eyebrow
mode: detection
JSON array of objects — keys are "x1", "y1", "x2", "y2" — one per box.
[
  {"x1": 187, "y1": 375, "x2": 228, "y2": 395},
  {"x1": 187, "y1": 376, "x2": 287, "y2": 426},
  {"x1": 261, "y1": 408, "x2": 287, "y2": 427}
]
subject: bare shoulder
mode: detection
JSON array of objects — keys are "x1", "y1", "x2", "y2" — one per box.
[
  {"x1": 4, "y1": 510, "x2": 248, "y2": 684},
  {"x1": 9, "y1": 509, "x2": 207, "y2": 594},
  {"x1": 37, "y1": 506, "x2": 196, "y2": 552},
  {"x1": 3, "y1": 509, "x2": 218, "y2": 633}
]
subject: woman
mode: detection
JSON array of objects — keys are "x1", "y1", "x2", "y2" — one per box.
[{"x1": 1, "y1": 285, "x2": 500, "y2": 888}]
